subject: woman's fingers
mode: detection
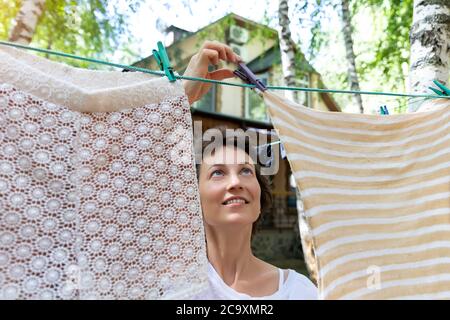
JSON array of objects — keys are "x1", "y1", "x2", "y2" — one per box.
[
  {"x1": 201, "y1": 41, "x2": 226, "y2": 56},
  {"x1": 201, "y1": 40, "x2": 241, "y2": 63},
  {"x1": 223, "y1": 45, "x2": 240, "y2": 62},
  {"x1": 199, "y1": 48, "x2": 220, "y2": 66},
  {"x1": 183, "y1": 40, "x2": 244, "y2": 104}
]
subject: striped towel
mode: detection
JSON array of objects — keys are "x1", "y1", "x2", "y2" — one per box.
[{"x1": 263, "y1": 91, "x2": 450, "y2": 299}]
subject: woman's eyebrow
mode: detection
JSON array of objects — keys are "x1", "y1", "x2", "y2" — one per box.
[
  {"x1": 208, "y1": 162, "x2": 253, "y2": 168},
  {"x1": 208, "y1": 163, "x2": 225, "y2": 168}
]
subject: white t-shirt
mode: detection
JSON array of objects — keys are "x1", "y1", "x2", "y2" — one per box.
[{"x1": 193, "y1": 262, "x2": 318, "y2": 300}]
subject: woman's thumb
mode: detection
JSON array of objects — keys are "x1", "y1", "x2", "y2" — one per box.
[{"x1": 208, "y1": 69, "x2": 235, "y2": 80}]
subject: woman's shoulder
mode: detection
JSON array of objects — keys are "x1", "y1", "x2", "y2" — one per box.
[{"x1": 282, "y1": 269, "x2": 318, "y2": 300}]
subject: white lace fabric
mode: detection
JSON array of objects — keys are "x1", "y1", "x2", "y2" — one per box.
[
  {"x1": 0, "y1": 46, "x2": 181, "y2": 112},
  {"x1": 0, "y1": 46, "x2": 208, "y2": 299}
]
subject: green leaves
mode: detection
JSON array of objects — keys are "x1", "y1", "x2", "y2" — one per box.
[
  {"x1": 305, "y1": 0, "x2": 414, "y2": 112},
  {"x1": 359, "y1": 0, "x2": 413, "y2": 86},
  {"x1": 1, "y1": 0, "x2": 143, "y2": 68},
  {"x1": 0, "y1": 0, "x2": 21, "y2": 40}
]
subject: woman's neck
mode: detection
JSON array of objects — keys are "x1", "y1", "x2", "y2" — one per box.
[{"x1": 205, "y1": 225, "x2": 257, "y2": 286}]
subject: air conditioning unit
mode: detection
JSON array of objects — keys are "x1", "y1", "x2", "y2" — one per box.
[
  {"x1": 229, "y1": 43, "x2": 248, "y2": 62},
  {"x1": 229, "y1": 25, "x2": 249, "y2": 44}
]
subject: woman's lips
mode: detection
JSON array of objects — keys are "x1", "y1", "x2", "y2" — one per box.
[{"x1": 223, "y1": 202, "x2": 246, "y2": 207}]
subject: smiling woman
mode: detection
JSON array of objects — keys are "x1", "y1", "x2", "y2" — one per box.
[
  {"x1": 193, "y1": 127, "x2": 318, "y2": 300},
  {"x1": 195, "y1": 127, "x2": 272, "y2": 237}
]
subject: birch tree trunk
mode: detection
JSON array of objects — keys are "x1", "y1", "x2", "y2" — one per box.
[
  {"x1": 409, "y1": 0, "x2": 450, "y2": 112},
  {"x1": 278, "y1": 0, "x2": 298, "y2": 102},
  {"x1": 8, "y1": 0, "x2": 46, "y2": 44},
  {"x1": 340, "y1": 0, "x2": 364, "y2": 114},
  {"x1": 278, "y1": 0, "x2": 319, "y2": 285}
]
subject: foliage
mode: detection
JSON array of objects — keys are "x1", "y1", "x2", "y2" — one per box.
[
  {"x1": 354, "y1": 0, "x2": 413, "y2": 92},
  {"x1": 196, "y1": 15, "x2": 236, "y2": 45},
  {"x1": 0, "y1": 0, "x2": 143, "y2": 68},
  {"x1": 0, "y1": 0, "x2": 21, "y2": 40},
  {"x1": 292, "y1": 0, "x2": 413, "y2": 112}
]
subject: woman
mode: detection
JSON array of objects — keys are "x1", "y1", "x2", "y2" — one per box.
[{"x1": 183, "y1": 41, "x2": 318, "y2": 299}]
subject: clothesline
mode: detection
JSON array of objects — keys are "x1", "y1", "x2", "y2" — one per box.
[
  {"x1": 0, "y1": 36, "x2": 449, "y2": 301},
  {"x1": 0, "y1": 40, "x2": 448, "y2": 100}
]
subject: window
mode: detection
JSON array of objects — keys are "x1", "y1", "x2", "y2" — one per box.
[
  {"x1": 245, "y1": 73, "x2": 269, "y2": 121},
  {"x1": 297, "y1": 74, "x2": 311, "y2": 108}
]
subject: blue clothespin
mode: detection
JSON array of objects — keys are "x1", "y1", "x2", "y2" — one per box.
[
  {"x1": 279, "y1": 141, "x2": 287, "y2": 159},
  {"x1": 233, "y1": 62, "x2": 267, "y2": 92},
  {"x1": 429, "y1": 80, "x2": 450, "y2": 96},
  {"x1": 153, "y1": 41, "x2": 176, "y2": 82},
  {"x1": 255, "y1": 140, "x2": 287, "y2": 168},
  {"x1": 379, "y1": 105, "x2": 389, "y2": 115},
  {"x1": 255, "y1": 143, "x2": 273, "y2": 167}
]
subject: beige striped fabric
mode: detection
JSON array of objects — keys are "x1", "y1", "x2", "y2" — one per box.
[{"x1": 263, "y1": 91, "x2": 450, "y2": 300}]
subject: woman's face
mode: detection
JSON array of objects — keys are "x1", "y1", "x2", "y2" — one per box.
[{"x1": 198, "y1": 146, "x2": 261, "y2": 229}]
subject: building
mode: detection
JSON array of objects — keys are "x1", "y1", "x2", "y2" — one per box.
[{"x1": 132, "y1": 13, "x2": 340, "y2": 274}]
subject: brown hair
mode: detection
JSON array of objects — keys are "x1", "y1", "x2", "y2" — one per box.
[{"x1": 195, "y1": 126, "x2": 272, "y2": 235}]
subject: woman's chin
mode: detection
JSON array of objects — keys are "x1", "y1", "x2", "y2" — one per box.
[{"x1": 221, "y1": 212, "x2": 257, "y2": 225}]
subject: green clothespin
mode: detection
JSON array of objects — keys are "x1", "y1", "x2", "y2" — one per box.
[
  {"x1": 379, "y1": 105, "x2": 389, "y2": 115},
  {"x1": 429, "y1": 80, "x2": 450, "y2": 96},
  {"x1": 153, "y1": 41, "x2": 176, "y2": 82}
]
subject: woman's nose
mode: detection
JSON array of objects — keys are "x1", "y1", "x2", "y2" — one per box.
[{"x1": 227, "y1": 173, "x2": 243, "y2": 189}]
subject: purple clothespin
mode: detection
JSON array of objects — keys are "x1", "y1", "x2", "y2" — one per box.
[{"x1": 233, "y1": 62, "x2": 267, "y2": 92}]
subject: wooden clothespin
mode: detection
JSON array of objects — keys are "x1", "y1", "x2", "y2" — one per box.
[{"x1": 153, "y1": 41, "x2": 176, "y2": 82}]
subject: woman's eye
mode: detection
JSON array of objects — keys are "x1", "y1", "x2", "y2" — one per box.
[
  {"x1": 241, "y1": 168, "x2": 253, "y2": 175},
  {"x1": 211, "y1": 170, "x2": 223, "y2": 177}
]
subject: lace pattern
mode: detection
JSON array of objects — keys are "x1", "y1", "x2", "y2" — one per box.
[
  {"x1": 0, "y1": 47, "x2": 208, "y2": 299},
  {"x1": 0, "y1": 46, "x2": 182, "y2": 112}
]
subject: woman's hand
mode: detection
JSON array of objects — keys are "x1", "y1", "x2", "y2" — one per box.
[{"x1": 183, "y1": 41, "x2": 242, "y2": 105}]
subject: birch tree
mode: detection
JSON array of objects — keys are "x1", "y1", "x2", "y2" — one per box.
[
  {"x1": 409, "y1": 0, "x2": 450, "y2": 112},
  {"x1": 8, "y1": 0, "x2": 45, "y2": 44},
  {"x1": 340, "y1": 0, "x2": 364, "y2": 113},
  {"x1": 278, "y1": 0, "x2": 299, "y2": 102}
]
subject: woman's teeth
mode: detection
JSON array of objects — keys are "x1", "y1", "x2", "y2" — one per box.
[{"x1": 224, "y1": 199, "x2": 246, "y2": 205}]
